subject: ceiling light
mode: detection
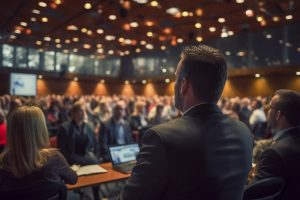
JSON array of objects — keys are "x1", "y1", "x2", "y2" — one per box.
[
  {"x1": 14, "y1": 29, "x2": 21, "y2": 34},
  {"x1": 145, "y1": 44, "x2": 154, "y2": 49},
  {"x1": 130, "y1": 22, "x2": 139, "y2": 28},
  {"x1": 237, "y1": 51, "x2": 245, "y2": 56},
  {"x1": 221, "y1": 32, "x2": 228, "y2": 38},
  {"x1": 56, "y1": 44, "x2": 62, "y2": 48},
  {"x1": 266, "y1": 34, "x2": 272, "y2": 39},
  {"x1": 63, "y1": 49, "x2": 69, "y2": 53},
  {"x1": 41, "y1": 17, "x2": 48, "y2": 22},
  {"x1": 285, "y1": 15, "x2": 293, "y2": 20},
  {"x1": 196, "y1": 36, "x2": 203, "y2": 42},
  {"x1": 97, "y1": 48, "x2": 104, "y2": 54},
  {"x1": 123, "y1": 23, "x2": 131, "y2": 31},
  {"x1": 209, "y1": 27, "x2": 216, "y2": 32},
  {"x1": 195, "y1": 22, "x2": 202, "y2": 29},
  {"x1": 108, "y1": 50, "x2": 114, "y2": 55},
  {"x1": 105, "y1": 35, "x2": 116, "y2": 41},
  {"x1": 195, "y1": 8, "x2": 203, "y2": 16},
  {"x1": 36, "y1": 41, "x2": 42, "y2": 45},
  {"x1": 177, "y1": 38, "x2": 183, "y2": 43},
  {"x1": 272, "y1": 16, "x2": 280, "y2": 22},
  {"x1": 65, "y1": 39, "x2": 71, "y2": 44},
  {"x1": 9, "y1": 35, "x2": 16, "y2": 39},
  {"x1": 150, "y1": 1, "x2": 158, "y2": 7},
  {"x1": 296, "y1": 71, "x2": 300, "y2": 76},
  {"x1": 81, "y1": 28, "x2": 87, "y2": 33},
  {"x1": 109, "y1": 15, "x2": 117, "y2": 20},
  {"x1": 260, "y1": 20, "x2": 267, "y2": 26},
  {"x1": 31, "y1": 17, "x2": 37, "y2": 22},
  {"x1": 54, "y1": 0, "x2": 62, "y2": 4},
  {"x1": 140, "y1": 40, "x2": 146, "y2": 45},
  {"x1": 142, "y1": 80, "x2": 147, "y2": 84},
  {"x1": 165, "y1": 78, "x2": 170, "y2": 83},
  {"x1": 297, "y1": 48, "x2": 300, "y2": 52},
  {"x1": 255, "y1": 74, "x2": 260, "y2": 78},
  {"x1": 124, "y1": 39, "x2": 132, "y2": 45},
  {"x1": 225, "y1": 51, "x2": 231, "y2": 56},
  {"x1": 44, "y1": 36, "x2": 51, "y2": 41},
  {"x1": 87, "y1": 30, "x2": 93, "y2": 35},
  {"x1": 245, "y1": 9, "x2": 254, "y2": 17},
  {"x1": 256, "y1": 15, "x2": 263, "y2": 22},
  {"x1": 73, "y1": 48, "x2": 78, "y2": 52},
  {"x1": 38, "y1": 75, "x2": 43, "y2": 79},
  {"x1": 166, "y1": 7, "x2": 179, "y2": 15},
  {"x1": 125, "y1": 50, "x2": 130, "y2": 55},
  {"x1": 135, "y1": 48, "x2": 141, "y2": 53},
  {"x1": 218, "y1": 17, "x2": 225, "y2": 23},
  {"x1": 133, "y1": 0, "x2": 148, "y2": 4},
  {"x1": 67, "y1": 25, "x2": 78, "y2": 31},
  {"x1": 32, "y1": 9, "x2": 40, "y2": 14},
  {"x1": 97, "y1": 29, "x2": 104, "y2": 34},
  {"x1": 84, "y1": 3, "x2": 92, "y2": 9},
  {"x1": 20, "y1": 22, "x2": 27, "y2": 27},
  {"x1": 38, "y1": 2, "x2": 47, "y2": 7},
  {"x1": 118, "y1": 37, "x2": 125, "y2": 43},
  {"x1": 97, "y1": 44, "x2": 102, "y2": 48},
  {"x1": 228, "y1": 31, "x2": 234, "y2": 36},
  {"x1": 163, "y1": 28, "x2": 172, "y2": 34},
  {"x1": 147, "y1": 31, "x2": 153, "y2": 37},
  {"x1": 74, "y1": 77, "x2": 78, "y2": 81},
  {"x1": 73, "y1": 37, "x2": 79, "y2": 42},
  {"x1": 55, "y1": 38, "x2": 61, "y2": 43},
  {"x1": 162, "y1": 68, "x2": 167, "y2": 73},
  {"x1": 182, "y1": 11, "x2": 189, "y2": 17},
  {"x1": 236, "y1": 0, "x2": 244, "y2": 3},
  {"x1": 25, "y1": 29, "x2": 32, "y2": 34},
  {"x1": 83, "y1": 44, "x2": 91, "y2": 49},
  {"x1": 160, "y1": 45, "x2": 166, "y2": 50},
  {"x1": 124, "y1": 80, "x2": 130, "y2": 85},
  {"x1": 145, "y1": 20, "x2": 154, "y2": 26},
  {"x1": 100, "y1": 79, "x2": 105, "y2": 84}
]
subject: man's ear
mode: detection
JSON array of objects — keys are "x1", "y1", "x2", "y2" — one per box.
[
  {"x1": 275, "y1": 110, "x2": 282, "y2": 121},
  {"x1": 180, "y1": 78, "x2": 189, "y2": 95}
]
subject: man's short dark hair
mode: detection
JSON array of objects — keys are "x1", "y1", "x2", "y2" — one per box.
[
  {"x1": 180, "y1": 45, "x2": 227, "y2": 102},
  {"x1": 274, "y1": 89, "x2": 300, "y2": 126}
]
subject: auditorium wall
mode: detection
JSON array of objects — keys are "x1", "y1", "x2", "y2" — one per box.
[{"x1": 0, "y1": 72, "x2": 299, "y2": 97}]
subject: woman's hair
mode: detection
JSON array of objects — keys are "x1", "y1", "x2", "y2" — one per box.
[{"x1": 0, "y1": 106, "x2": 51, "y2": 178}]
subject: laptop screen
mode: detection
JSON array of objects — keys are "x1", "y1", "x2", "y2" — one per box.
[{"x1": 109, "y1": 143, "x2": 140, "y2": 165}]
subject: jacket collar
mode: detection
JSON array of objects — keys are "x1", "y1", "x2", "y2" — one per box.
[
  {"x1": 183, "y1": 103, "x2": 222, "y2": 117},
  {"x1": 275, "y1": 126, "x2": 300, "y2": 141}
]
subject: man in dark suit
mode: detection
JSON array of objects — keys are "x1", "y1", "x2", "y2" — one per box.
[
  {"x1": 118, "y1": 45, "x2": 253, "y2": 200},
  {"x1": 99, "y1": 103, "x2": 134, "y2": 161},
  {"x1": 252, "y1": 89, "x2": 300, "y2": 199}
]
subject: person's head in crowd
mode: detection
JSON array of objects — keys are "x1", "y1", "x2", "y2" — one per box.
[
  {"x1": 48, "y1": 100, "x2": 60, "y2": 113},
  {"x1": 70, "y1": 102, "x2": 85, "y2": 125},
  {"x1": 113, "y1": 103, "x2": 125, "y2": 122},
  {"x1": 155, "y1": 104, "x2": 164, "y2": 117},
  {"x1": 267, "y1": 89, "x2": 300, "y2": 133},
  {"x1": 174, "y1": 45, "x2": 227, "y2": 112},
  {"x1": 251, "y1": 99, "x2": 263, "y2": 110},
  {"x1": 8, "y1": 98, "x2": 22, "y2": 116},
  {"x1": 0, "y1": 106, "x2": 50, "y2": 178},
  {"x1": 133, "y1": 101, "x2": 146, "y2": 115},
  {"x1": 99, "y1": 101, "x2": 110, "y2": 113},
  {"x1": 62, "y1": 97, "x2": 72, "y2": 111},
  {"x1": 241, "y1": 98, "x2": 250, "y2": 109}
]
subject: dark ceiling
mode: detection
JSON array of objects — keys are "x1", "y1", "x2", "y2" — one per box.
[{"x1": 0, "y1": 0, "x2": 299, "y2": 57}]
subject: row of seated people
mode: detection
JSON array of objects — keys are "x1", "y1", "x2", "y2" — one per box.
[{"x1": 1, "y1": 89, "x2": 299, "y2": 199}]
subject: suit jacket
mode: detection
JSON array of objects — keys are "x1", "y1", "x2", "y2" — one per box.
[
  {"x1": 99, "y1": 118, "x2": 134, "y2": 161},
  {"x1": 118, "y1": 104, "x2": 253, "y2": 200},
  {"x1": 253, "y1": 127, "x2": 300, "y2": 199},
  {"x1": 57, "y1": 120, "x2": 98, "y2": 165}
]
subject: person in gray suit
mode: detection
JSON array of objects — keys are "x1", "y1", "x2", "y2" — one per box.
[{"x1": 117, "y1": 45, "x2": 253, "y2": 200}]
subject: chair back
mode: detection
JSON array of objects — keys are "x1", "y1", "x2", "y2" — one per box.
[
  {"x1": 0, "y1": 181, "x2": 67, "y2": 200},
  {"x1": 243, "y1": 177, "x2": 284, "y2": 200}
]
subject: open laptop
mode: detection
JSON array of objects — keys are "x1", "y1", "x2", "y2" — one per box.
[{"x1": 108, "y1": 143, "x2": 140, "y2": 174}]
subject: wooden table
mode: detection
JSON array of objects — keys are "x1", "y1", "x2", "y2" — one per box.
[{"x1": 67, "y1": 162, "x2": 130, "y2": 190}]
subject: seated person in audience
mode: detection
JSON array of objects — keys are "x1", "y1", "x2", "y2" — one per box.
[
  {"x1": 130, "y1": 101, "x2": 149, "y2": 132},
  {"x1": 99, "y1": 103, "x2": 134, "y2": 161},
  {"x1": 47, "y1": 100, "x2": 60, "y2": 128},
  {"x1": 148, "y1": 104, "x2": 168, "y2": 125},
  {"x1": 98, "y1": 101, "x2": 112, "y2": 123},
  {"x1": 0, "y1": 105, "x2": 77, "y2": 190},
  {"x1": 0, "y1": 109, "x2": 7, "y2": 153},
  {"x1": 58, "y1": 97, "x2": 72, "y2": 124},
  {"x1": 57, "y1": 102, "x2": 98, "y2": 166},
  {"x1": 250, "y1": 89, "x2": 300, "y2": 199},
  {"x1": 57, "y1": 102, "x2": 100, "y2": 200},
  {"x1": 249, "y1": 99, "x2": 267, "y2": 139}
]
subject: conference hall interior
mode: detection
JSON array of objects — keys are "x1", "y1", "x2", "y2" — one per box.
[{"x1": 0, "y1": 0, "x2": 300, "y2": 200}]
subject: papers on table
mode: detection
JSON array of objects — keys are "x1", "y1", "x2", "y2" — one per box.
[{"x1": 71, "y1": 164, "x2": 108, "y2": 176}]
